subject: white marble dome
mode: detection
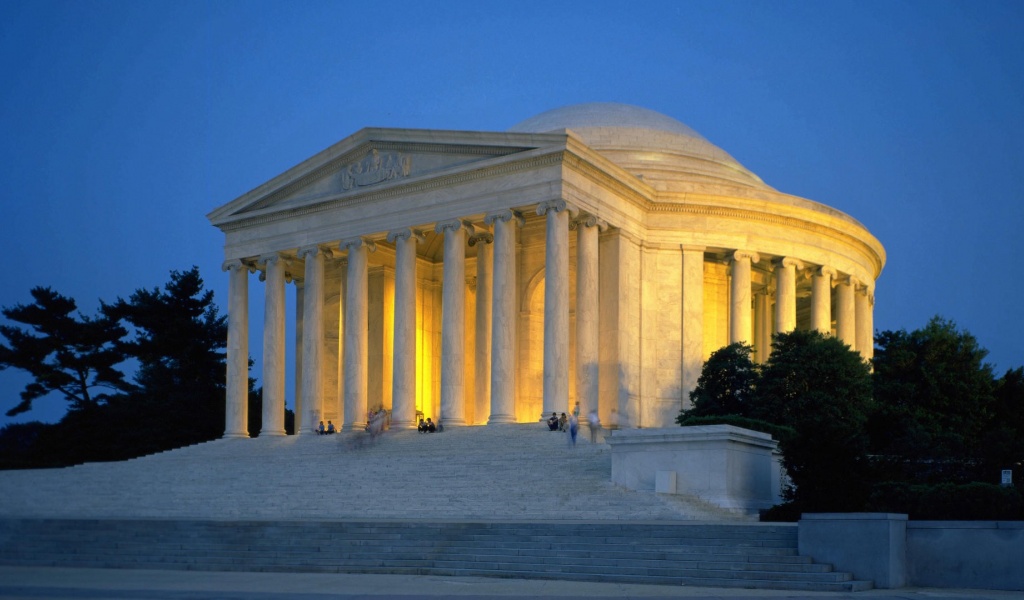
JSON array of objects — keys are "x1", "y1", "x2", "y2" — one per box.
[{"x1": 509, "y1": 102, "x2": 769, "y2": 191}]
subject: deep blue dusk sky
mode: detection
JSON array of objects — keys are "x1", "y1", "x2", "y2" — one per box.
[{"x1": 2, "y1": 1, "x2": 1022, "y2": 428}]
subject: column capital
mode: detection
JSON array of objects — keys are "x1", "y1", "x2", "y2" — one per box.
[
  {"x1": 435, "y1": 218, "x2": 472, "y2": 235},
  {"x1": 778, "y1": 257, "x2": 805, "y2": 270},
  {"x1": 386, "y1": 228, "x2": 425, "y2": 244},
  {"x1": 536, "y1": 199, "x2": 579, "y2": 218},
  {"x1": 731, "y1": 250, "x2": 760, "y2": 264},
  {"x1": 833, "y1": 273, "x2": 855, "y2": 288},
  {"x1": 484, "y1": 209, "x2": 524, "y2": 227},
  {"x1": 569, "y1": 213, "x2": 608, "y2": 232},
  {"x1": 817, "y1": 265, "x2": 838, "y2": 279},
  {"x1": 298, "y1": 245, "x2": 334, "y2": 260},
  {"x1": 222, "y1": 258, "x2": 256, "y2": 273},
  {"x1": 339, "y1": 237, "x2": 376, "y2": 253},
  {"x1": 468, "y1": 231, "x2": 493, "y2": 246}
]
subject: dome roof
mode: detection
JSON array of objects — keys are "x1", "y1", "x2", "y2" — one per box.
[{"x1": 509, "y1": 102, "x2": 768, "y2": 191}]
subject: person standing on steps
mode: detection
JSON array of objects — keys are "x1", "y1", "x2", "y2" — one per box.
[{"x1": 587, "y1": 408, "x2": 600, "y2": 443}]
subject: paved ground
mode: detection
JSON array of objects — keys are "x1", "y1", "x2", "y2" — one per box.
[{"x1": 0, "y1": 567, "x2": 1018, "y2": 600}]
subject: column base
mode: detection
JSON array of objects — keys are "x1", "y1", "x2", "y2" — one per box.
[
  {"x1": 488, "y1": 414, "x2": 516, "y2": 424},
  {"x1": 222, "y1": 432, "x2": 250, "y2": 439},
  {"x1": 390, "y1": 419, "x2": 418, "y2": 429},
  {"x1": 259, "y1": 429, "x2": 287, "y2": 437}
]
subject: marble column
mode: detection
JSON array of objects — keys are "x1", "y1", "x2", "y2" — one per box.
[
  {"x1": 774, "y1": 257, "x2": 804, "y2": 334},
  {"x1": 470, "y1": 229, "x2": 493, "y2": 426},
  {"x1": 729, "y1": 250, "x2": 760, "y2": 345},
  {"x1": 437, "y1": 219, "x2": 469, "y2": 426},
  {"x1": 342, "y1": 237, "x2": 373, "y2": 430},
  {"x1": 681, "y1": 245, "x2": 705, "y2": 404},
  {"x1": 856, "y1": 284, "x2": 874, "y2": 362},
  {"x1": 259, "y1": 254, "x2": 287, "y2": 437},
  {"x1": 298, "y1": 245, "x2": 330, "y2": 435},
  {"x1": 387, "y1": 228, "x2": 422, "y2": 429},
  {"x1": 223, "y1": 259, "x2": 250, "y2": 439},
  {"x1": 574, "y1": 215, "x2": 605, "y2": 423},
  {"x1": 835, "y1": 276, "x2": 857, "y2": 350},
  {"x1": 486, "y1": 209, "x2": 522, "y2": 424},
  {"x1": 754, "y1": 289, "x2": 771, "y2": 363},
  {"x1": 292, "y1": 280, "x2": 304, "y2": 434},
  {"x1": 538, "y1": 199, "x2": 576, "y2": 419},
  {"x1": 811, "y1": 266, "x2": 836, "y2": 334}
]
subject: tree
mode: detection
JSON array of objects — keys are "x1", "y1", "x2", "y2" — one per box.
[
  {"x1": 677, "y1": 342, "x2": 758, "y2": 422},
  {"x1": 103, "y1": 266, "x2": 229, "y2": 445},
  {"x1": 751, "y1": 329, "x2": 874, "y2": 512},
  {"x1": 0, "y1": 287, "x2": 131, "y2": 416},
  {"x1": 871, "y1": 316, "x2": 996, "y2": 472}
]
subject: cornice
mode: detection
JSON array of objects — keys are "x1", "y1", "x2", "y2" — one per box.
[
  {"x1": 651, "y1": 202, "x2": 884, "y2": 276},
  {"x1": 242, "y1": 141, "x2": 530, "y2": 215},
  {"x1": 219, "y1": 152, "x2": 565, "y2": 232}
]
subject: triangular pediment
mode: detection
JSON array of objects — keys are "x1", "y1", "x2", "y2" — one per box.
[{"x1": 207, "y1": 128, "x2": 568, "y2": 227}]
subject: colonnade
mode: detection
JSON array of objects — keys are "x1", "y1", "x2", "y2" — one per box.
[
  {"x1": 734, "y1": 251, "x2": 875, "y2": 363},
  {"x1": 221, "y1": 211, "x2": 874, "y2": 439}
]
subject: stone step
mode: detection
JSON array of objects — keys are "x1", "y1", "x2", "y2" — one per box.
[
  {"x1": 0, "y1": 518, "x2": 872, "y2": 592},
  {"x1": 0, "y1": 425, "x2": 873, "y2": 591}
]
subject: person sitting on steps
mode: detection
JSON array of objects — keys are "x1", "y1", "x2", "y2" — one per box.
[
  {"x1": 317, "y1": 421, "x2": 325, "y2": 435},
  {"x1": 558, "y1": 413, "x2": 568, "y2": 432},
  {"x1": 547, "y1": 412, "x2": 559, "y2": 431},
  {"x1": 417, "y1": 418, "x2": 428, "y2": 433},
  {"x1": 326, "y1": 421, "x2": 336, "y2": 434},
  {"x1": 425, "y1": 418, "x2": 436, "y2": 433}
]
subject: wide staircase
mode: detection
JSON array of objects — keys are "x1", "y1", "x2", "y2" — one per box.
[{"x1": 0, "y1": 424, "x2": 872, "y2": 591}]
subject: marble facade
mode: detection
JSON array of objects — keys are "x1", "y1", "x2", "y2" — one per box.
[{"x1": 207, "y1": 103, "x2": 885, "y2": 437}]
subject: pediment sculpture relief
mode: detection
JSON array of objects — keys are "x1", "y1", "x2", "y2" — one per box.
[{"x1": 340, "y1": 149, "x2": 412, "y2": 190}]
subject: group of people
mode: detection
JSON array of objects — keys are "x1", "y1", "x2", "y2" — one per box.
[
  {"x1": 417, "y1": 417, "x2": 442, "y2": 433},
  {"x1": 546, "y1": 402, "x2": 602, "y2": 445},
  {"x1": 317, "y1": 420, "x2": 336, "y2": 435}
]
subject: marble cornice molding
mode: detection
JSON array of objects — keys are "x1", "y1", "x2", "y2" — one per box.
[
  {"x1": 243, "y1": 141, "x2": 529, "y2": 214},
  {"x1": 219, "y1": 152, "x2": 565, "y2": 233},
  {"x1": 651, "y1": 201, "x2": 883, "y2": 276},
  {"x1": 560, "y1": 152, "x2": 653, "y2": 210}
]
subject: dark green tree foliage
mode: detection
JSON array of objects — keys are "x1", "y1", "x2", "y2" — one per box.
[
  {"x1": 677, "y1": 343, "x2": 758, "y2": 421},
  {"x1": 986, "y1": 367, "x2": 1024, "y2": 476},
  {"x1": 871, "y1": 317, "x2": 995, "y2": 471},
  {"x1": 102, "y1": 267, "x2": 229, "y2": 450},
  {"x1": 752, "y1": 330, "x2": 874, "y2": 512},
  {"x1": 0, "y1": 287, "x2": 131, "y2": 416}
]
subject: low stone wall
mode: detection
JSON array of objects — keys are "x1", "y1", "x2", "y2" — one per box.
[
  {"x1": 606, "y1": 425, "x2": 782, "y2": 513},
  {"x1": 906, "y1": 520, "x2": 1024, "y2": 590},
  {"x1": 799, "y1": 513, "x2": 1024, "y2": 591}
]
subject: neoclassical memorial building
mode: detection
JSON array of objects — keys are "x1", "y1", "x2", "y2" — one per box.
[{"x1": 207, "y1": 103, "x2": 885, "y2": 437}]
